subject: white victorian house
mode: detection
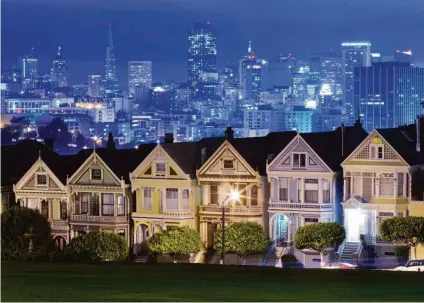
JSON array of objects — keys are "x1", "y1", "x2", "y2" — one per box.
[{"x1": 266, "y1": 124, "x2": 367, "y2": 267}]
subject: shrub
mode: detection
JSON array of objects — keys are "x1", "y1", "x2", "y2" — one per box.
[
  {"x1": 394, "y1": 245, "x2": 410, "y2": 265},
  {"x1": 1, "y1": 206, "x2": 52, "y2": 261},
  {"x1": 213, "y1": 222, "x2": 269, "y2": 264},
  {"x1": 149, "y1": 227, "x2": 201, "y2": 262},
  {"x1": 66, "y1": 232, "x2": 127, "y2": 262},
  {"x1": 281, "y1": 254, "x2": 301, "y2": 268},
  {"x1": 281, "y1": 254, "x2": 298, "y2": 263}
]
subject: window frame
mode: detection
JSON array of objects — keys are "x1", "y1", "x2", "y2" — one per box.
[
  {"x1": 80, "y1": 194, "x2": 90, "y2": 214},
  {"x1": 60, "y1": 201, "x2": 67, "y2": 220},
  {"x1": 117, "y1": 195, "x2": 125, "y2": 216},
  {"x1": 223, "y1": 159, "x2": 234, "y2": 170},
  {"x1": 143, "y1": 188, "x2": 153, "y2": 210},
  {"x1": 41, "y1": 200, "x2": 49, "y2": 217},
  {"x1": 102, "y1": 193, "x2": 114, "y2": 216},
  {"x1": 292, "y1": 152, "x2": 307, "y2": 168},
  {"x1": 35, "y1": 173, "x2": 48, "y2": 187},
  {"x1": 155, "y1": 162, "x2": 166, "y2": 176},
  {"x1": 210, "y1": 185, "x2": 218, "y2": 205},
  {"x1": 90, "y1": 168, "x2": 102, "y2": 180},
  {"x1": 370, "y1": 144, "x2": 384, "y2": 160}
]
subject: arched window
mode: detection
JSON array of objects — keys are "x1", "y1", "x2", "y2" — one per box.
[
  {"x1": 41, "y1": 200, "x2": 49, "y2": 217},
  {"x1": 60, "y1": 201, "x2": 67, "y2": 220},
  {"x1": 251, "y1": 186, "x2": 258, "y2": 206}
]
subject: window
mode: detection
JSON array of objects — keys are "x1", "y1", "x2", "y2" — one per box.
[
  {"x1": 41, "y1": 200, "x2": 49, "y2": 217},
  {"x1": 210, "y1": 185, "x2": 218, "y2": 205},
  {"x1": 27, "y1": 198, "x2": 38, "y2": 209},
  {"x1": 36, "y1": 174, "x2": 47, "y2": 186},
  {"x1": 155, "y1": 163, "x2": 166, "y2": 175},
  {"x1": 237, "y1": 184, "x2": 246, "y2": 206},
  {"x1": 102, "y1": 194, "x2": 114, "y2": 216},
  {"x1": 251, "y1": 186, "x2": 258, "y2": 206},
  {"x1": 60, "y1": 201, "x2": 67, "y2": 219},
  {"x1": 91, "y1": 168, "x2": 102, "y2": 180},
  {"x1": 279, "y1": 178, "x2": 288, "y2": 201},
  {"x1": 397, "y1": 173, "x2": 404, "y2": 197},
  {"x1": 80, "y1": 194, "x2": 89, "y2": 214},
  {"x1": 90, "y1": 195, "x2": 99, "y2": 216},
  {"x1": 143, "y1": 188, "x2": 152, "y2": 210},
  {"x1": 117, "y1": 196, "x2": 125, "y2": 216},
  {"x1": 293, "y1": 153, "x2": 306, "y2": 168},
  {"x1": 166, "y1": 189, "x2": 179, "y2": 210},
  {"x1": 380, "y1": 177, "x2": 394, "y2": 196},
  {"x1": 370, "y1": 145, "x2": 384, "y2": 160},
  {"x1": 182, "y1": 189, "x2": 190, "y2": 210},
  {"x1": 323, "y1": 179, "x2": 330, "y2": 203},
  {"x1": 223, "y1": 160, "x2": 234, "y2": 169},
  {"x1": 304, "y1": 179, "x2": 318, "y2": 203}
]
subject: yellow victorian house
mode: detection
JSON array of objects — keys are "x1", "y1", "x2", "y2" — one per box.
[
  {"x1": 340, "y1": 120, "x2": 424, "y2": 267},
  {"x1": 130, "y1": 141, "x2": 199, "y2": 256}
]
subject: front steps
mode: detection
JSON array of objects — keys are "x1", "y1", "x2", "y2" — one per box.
[{"x1": 339, "y1": 242, "x2": 361, "y2": 264}]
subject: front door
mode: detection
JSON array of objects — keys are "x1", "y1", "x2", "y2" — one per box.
[
  {"x1": 346, "y1": 209, "x2": 360, "y2": 242},
  {"x1": 207, "y1": 223, "x2": 217, "y2": 249}
]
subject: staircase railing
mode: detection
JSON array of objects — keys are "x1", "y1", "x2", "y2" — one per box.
[
  {"x1": 336, "y1": 240, "x2": 346, "y2": 256},
  {"x1": 262, "y1": 243, "x2": 275, "y2": 266}
]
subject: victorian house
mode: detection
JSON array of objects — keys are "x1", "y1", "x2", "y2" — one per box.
[
  {"x1": 196, "y1": 128, "x2": 297, "y2": 249},
  {"x1": 266, "y1": 124, "x2": 367, "y2": 266},
  {"x1": 341, "y1": 118, "x2": 424, "y2": 266},
  {"x1": 130, "y1": 141, "x2": 200, "y2": 256}
]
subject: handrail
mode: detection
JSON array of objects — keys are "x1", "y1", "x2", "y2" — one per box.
[{"x1": 337, "y1": 240, "x2": 346, "y2": 255}]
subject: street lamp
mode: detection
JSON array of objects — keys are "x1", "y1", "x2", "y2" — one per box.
[{"x1": 220, "y1": 189, "x2": 240, "y2": 265}]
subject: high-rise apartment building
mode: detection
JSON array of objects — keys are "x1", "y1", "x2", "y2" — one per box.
[
  {"x1": 341, "y1": 42, "x2": 371, "y2": 120},
  {"x1": 51, "y1": 46, "x2": 69, "y2": 88},
  {"x1": 354, "y1": 62, "x2": 424, "y2": 132},
  {"x1": 128, "y1": 61, "x2": 152, "y2": 97},
  {"x1": 188, "y1": 22, "x2": 217, "y2": 82},
  {"x1": 88, "y1": 75, "x2": 102, "y2": 98},
  {"x1": 239, "y1": 42, "x2": 267, "y2": 101},
  {"x1": 104, "y1": 24, "x2": 119, "y2": 96},
  {"x1": 22, "y1": 47, "x2": 38, "y2": 90}
]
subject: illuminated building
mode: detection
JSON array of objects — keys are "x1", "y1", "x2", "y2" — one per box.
[
  {"x1": 188, "y1": 22, "x2": 217, "y2": 82},
  {"x1": 341, "y1": 42, "x2": 372, "y2": 120},
  {"x1": 21, "y1": 47, "x2": 38, "y2": 91},
  {"x1": 394, "y1": 49, "x2": 413, "y2": 64},
  {"x1": 239, "y1": 42, "x2": 267, "y2": 101},
  {"x1": 88, "y1": 75, "x2": 101, "y2": 98},
  {"x1": 292, "y1": 72, "x2": 308, "y2": 106},
  {"x1": 104, "y1": 24, "x2": 119, "y2": 96},
  {"x1": 51, "y1": 46, "x2": 69, "y2": 88},
  {"x1": 354, "y1": 62, "x2": 424, "y2": 132},
  {"x1": 128, "y1": 61, "x2": 152, "y2": 97},
  {"x1": 262, "y1": 54, "x2": 295, "y2": 89}
]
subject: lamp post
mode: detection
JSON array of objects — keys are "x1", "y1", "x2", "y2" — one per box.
[{"x1": 220, "y1": 190, "x2": 240, "y2": 265}]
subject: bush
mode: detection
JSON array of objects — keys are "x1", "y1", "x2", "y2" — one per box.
[
  {"x1": 281, "y1": 254, "x2": 302, "y2": 268},
  {"x1": 281, "y1": 254, "x2": 298, "y2": 263},
  {"x1": 149, "y1": 227, "x2": 201, "y2": 262},
  {"x1": 66, "y1": 232, "x2": 127, "y2": 263},
  {"x1": 1, "y1": 206, "x2": 53, "y2": 261},
  {"x1": 395, "y1": 245, "x2": 409, "y2": 265}
]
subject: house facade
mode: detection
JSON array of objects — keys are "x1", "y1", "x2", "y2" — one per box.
[
  {"x1": 130, "y1": 143, "x2": 200, "y2": 255},
  {"x1": 341, "y1": 124, "x2": 423, "y2": 266}
]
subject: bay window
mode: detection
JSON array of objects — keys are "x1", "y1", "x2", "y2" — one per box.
[
  {"x1": 279, "y1": 178, "x2": 288, "y2": 201},
  {"x1": 143, "y1": 189, "x2": 152, "y2": 210},
  {"x1": 41, "y1": 200, "x2": 49, "y2": 217},
  {"x1": 251, "y1": 186, "x2": 258, "y2": 206},
  {"x1": 182, "y1": 189, "x2": 190, "y2": 210},
  {"x1": 117, "y1": 196, "x2": 125, "y2": 216},
  {"x1": 210, "y1": 185, "x2": 218, "y2": 205},
  {"x1": 323, "y1": 179, "x2": 330, "y2": 203},
  {"x1": 304, "y1": 179, "x2": 318, "y2": 203},
  {"x1": 102, "y1": 194, "x2": 114, "y2": 216},
  {"x1": 380, "y1": 177, "x2": 394, "y2": 196},
  {"x1": 397, "y1": 173, "x2": 404, "y2": 197},
  {"x1": 80, "y1": 194, "x2": 90, "y2": 214},
  {"x1": 90, "y1": 195, "x2": 99, "y2": 216},
  {"x1": 60, "y1": 201, "x2": 67, "y2": 219},
  {"x1": 166, "y1": 189, "x2": 179, "y2": 210}
]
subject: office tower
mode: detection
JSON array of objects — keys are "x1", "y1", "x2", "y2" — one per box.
[
  {"x1": 128, "y1": 61, "x2": 152, "y2": 97},
  {"x1": 104, "y1": 24, "x2": 119, "y2": 96},
  {"x1": 394, "y1": 49, "x2": 413, "y2": 64},
  {"x1": 222, "y1": 62, "x2": 238, "y2": 85},
  {"x1": 239, "y1": 42, "x2": 267, "y2": 101},
  {"x1": 51, "y1": 46, "x2": 69, "y2": 87},
  {"x1": 262, "y1": 54, "x2": 294, "y2": 89},
  {"x1": 292, "y1": 72, "x2": 308, "y2": 106},
  {"x1": 371, "y1": 53, "x2": 382, "y2": 63},
  {"x1": 88, "y1": 75, "x2": 102, "y2": 98},
  {"x1": 354, "y1": 62, "x2": 424, "y2": 132},
  {"x1": 341, "y1": 42, "x2": 371, "y2": 120},
  {"x1": 188, "y1": 22, "x2": 217, "y2": 82},
  {"x1": 22, "y1": 47, "x2": 38, "y2": 91},
  {"x1": 320, "y1": 52, "x2": 343, "y2": 98}
]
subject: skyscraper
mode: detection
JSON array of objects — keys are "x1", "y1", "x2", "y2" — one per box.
[
  {"x1": 239, "y1": 42, "x2": 267, "y2": 101},
  {"x1": 341, "y1": 42, "x2": 371, "y2": 120},
  {"x1": 354, "y1": 62, "x2": 424, "y2": 132},
  {"x1": 394, "y1": 49, "x2": 413, "y2": 64},
  {"x1": 104, "y1": 24, "x2": 119, "y2": 96},
  {"x1": 128, "y1": 61, "x2": 153, "y2": 97},
  {"x1": 22, "y1": 47, "x2": 38, "y2": 90},
  {"x1": 188, "y1": 22, "x2": 217, "y2": 82},
  {"x1": 51, "y1": 46, "x2": 69, "y2": 87},
  {"x1": 88, "y1": 75, "x2": 102, "y2": 98}
]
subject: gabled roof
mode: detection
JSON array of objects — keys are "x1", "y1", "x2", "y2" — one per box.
[
  {"x1": 161, "y1": 142, "x2": 198, "y2": 178},
  {"x1": 300, "y1": 125, "x2": 368, "y2": 171}
]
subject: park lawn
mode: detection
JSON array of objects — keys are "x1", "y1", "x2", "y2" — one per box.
[{"x1": 2, "y1": 262, "x2": 424, "y2": 302}]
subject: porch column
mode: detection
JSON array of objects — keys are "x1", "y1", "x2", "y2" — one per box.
[
  {"x1": 178, "y1": 188, "x2": 182, "y2": 211},
  {"x1": 343, "y1": 177, "x2": 347, "y2": 201},
  {"x1": 318, "y1": 179, "x2": 323, "y2": 204},
  {"x1": 202, "y1": 184, "x2": 210, "y2": 205},
  {"x1": 299, "y1": 178, "x2": 304, "y2": 203},
  {"x1": 99, "y1": 193, "x2": 102, "y2": 217},
  {"x1": 287, "y1": 214, "x2": 292, "y2": 244},
  {"x1": 393, "y1": 177, "x2": 397, "y2": 198}
]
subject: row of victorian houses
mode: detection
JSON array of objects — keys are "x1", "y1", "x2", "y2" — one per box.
[{"x1": 1, "y1": 118, "x2": 424, "y2": 267}]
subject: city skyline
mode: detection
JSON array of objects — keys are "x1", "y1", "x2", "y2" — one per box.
[{"x1": 2, "y1": 0, "x2": 424, "y2": 84}]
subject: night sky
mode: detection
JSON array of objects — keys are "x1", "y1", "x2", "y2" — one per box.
[{"x1": 2, "y1": 0, "x2": 424, "y2": 85}]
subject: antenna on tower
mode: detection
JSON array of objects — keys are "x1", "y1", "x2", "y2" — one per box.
[
  {"x1": 57, "y1": 46, "x2": 61, "y2": 56},
  {"x1": 248, "y1": 41, "x2": 252, "y2": 54},
  {"x1": 108, "y1": 24, "x2": 114, "y2": 48}
]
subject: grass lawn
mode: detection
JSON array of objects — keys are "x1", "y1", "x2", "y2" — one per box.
[{"x1": 2, "y1": 262, "x2": 424, "y2": 301}]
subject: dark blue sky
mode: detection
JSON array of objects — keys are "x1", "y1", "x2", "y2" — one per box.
[{"x1": 2, "y1": 0, "x2": 424, "y2": 85}]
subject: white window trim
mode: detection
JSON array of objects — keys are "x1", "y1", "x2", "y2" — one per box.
[
  {"x1": 154, "y1": 162, "x2": 166, "y2": 177},
  {"x1": 143, "y1": 188, "x2": 153, "y2": 210},
  {"x1": 292, "y1": 152, "x2": 307, "y2": 168},
  {"x1": 370, "y1": 144, "x2": 384, "y2": 160},
  {"x1": 35, "y1": 173, "x2": 48, "y2": 187},
  {"x1": 90, "y1": 168, "x2": 103, "y2": 180}
]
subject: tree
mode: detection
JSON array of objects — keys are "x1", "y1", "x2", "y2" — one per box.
[
  {"x1": 38, "y1": 117, "x2": 72, "y2": 150},
  {"x1": 213, "y1": 222, "x2": 269, "y2": 264},
  {"x1": 148, "y1": 227, "x2": 201, "y2": 263},
  {"x1": 380, "y1": 216, "x2": 424, "y2": 260},
  {"x1": 106, "y1": 132, "x2": 116, "y2": 150},
  {"x1": 1, "y1": 205, "x2": 52, "y2": 260},
  {"x1": 66, "y1": 231, "x2": 127, "y2": 262},
  {"x1": 294, "y1": 222, "x2": 345, "y2": 267}
]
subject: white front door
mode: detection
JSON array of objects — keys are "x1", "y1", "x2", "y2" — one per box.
[{"x1": 346, "y1": 209, "x2": 361, "y2": 242}]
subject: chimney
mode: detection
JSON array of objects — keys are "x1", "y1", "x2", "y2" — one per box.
[
  {"x1": 341, "y1": 122, "x2": 345, "y2": 157},
  {"x1": 164, "y1": 133, "x2": 174, "y2": 143},
  {"x1": 201, "y1": 147, "x2": 207, "y2": 166},
  {"x1": 224, "y1": 126, "x2": 234, "y2": 140},
  {"x1": 416, "y1": 116, "x2": 421, "y2": 153},
  {"x1": 44, "y1": 138, "x2": 55, "y2": 152}
]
